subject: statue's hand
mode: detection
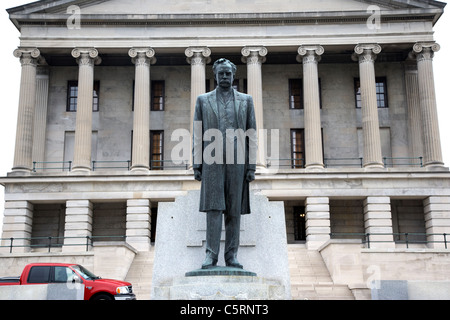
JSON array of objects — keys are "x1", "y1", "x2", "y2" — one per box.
[
  {"x1": 194, "y1": 169, "x2": 202, "y2": 181},
  {"x1": 245, "y1": 170, "x2": 255, "y2": 183}
]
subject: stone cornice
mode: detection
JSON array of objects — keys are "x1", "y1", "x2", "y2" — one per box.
[{"x1": 8, "y1": 9, "x2": 442, "y2": 30}]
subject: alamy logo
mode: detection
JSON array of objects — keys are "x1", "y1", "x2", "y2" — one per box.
[
  {"x1": 67, "y1": 5, "x2": 81, "y2": 30},
  {"x1": 367, "y1": 5, "x2": 381, "y2": 30}
]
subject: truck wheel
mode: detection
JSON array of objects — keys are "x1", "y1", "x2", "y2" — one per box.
[{"x1": 91, "y1": 294, "x2": 114, "y2": 300}]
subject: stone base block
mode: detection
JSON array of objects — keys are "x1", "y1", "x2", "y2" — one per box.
[{"x1": 153, "y1": 275, "x2": 285, "y2": 300}]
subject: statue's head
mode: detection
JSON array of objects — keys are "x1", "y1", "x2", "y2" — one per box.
[{"x1": 213, "y1": 58, "x2": 236, "y2": 89}]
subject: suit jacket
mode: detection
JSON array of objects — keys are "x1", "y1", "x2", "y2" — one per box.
[{"x1": 193, "y1": 88, "x2": 257, "y2": 214}]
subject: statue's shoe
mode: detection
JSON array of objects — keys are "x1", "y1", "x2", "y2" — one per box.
[
  {"x1": 226, "y1": 258, "x2": 243, "y2": 269},
  {"x1": 201, "y1": 256, "x2": 218, "y2": 269}
]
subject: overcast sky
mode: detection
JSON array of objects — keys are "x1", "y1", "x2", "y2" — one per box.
[{"x1": 0, "y1": 0, "x2": 449, "y2": 234}]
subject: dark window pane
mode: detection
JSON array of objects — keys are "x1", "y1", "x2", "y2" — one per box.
[
  {"x1": 151, "y1": 81, "x2": 165, "y2": 111},
  {"x1": 28, "y1": 266, "x2": 51, "y2": 283}
]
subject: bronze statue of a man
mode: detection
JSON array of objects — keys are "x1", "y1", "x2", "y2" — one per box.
[{"x1": 193, "y1": 58, "x2": 257, "y2": 269}]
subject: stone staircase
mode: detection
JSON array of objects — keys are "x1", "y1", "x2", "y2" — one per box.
[
  {"x1": 288, "y1": 244, "x2": 355, "y2": 300},
  {"x1": 125, "y1": 248, "x2": 155, "y2": 300},
  {"x1": 125, "y1": 244, "x2": 354, "y2": 300}
]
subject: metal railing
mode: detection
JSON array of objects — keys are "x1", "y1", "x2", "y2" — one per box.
[
  {"x1": 330, "y1": 232, "x2": 448, "y2": 249},
  {"x1": 31, "y1": 160, "x2": 189, "y2": 172},
  {"x1": 324, "y1": 157, "x2": 363, "y2": 168},
  {"x1": 266, "y1": 157, "x2": 425, "y2": 169},
  {"x1": 92, "y1": 160, "x2": 131, "y2": 171},
  {"x1": 0, "y1": 235, "x2": 127, "y2": 254},
  {"x1": 383, "y1": 157, "x2": 423, "y2": 168},
  {"x1": 33, "y1": 161, "x2": 72, "y2": 172}
]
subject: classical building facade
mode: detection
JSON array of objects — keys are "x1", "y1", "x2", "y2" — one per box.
[{"x1": 1, "y1": 0, "x2": 450, "y2": 299}]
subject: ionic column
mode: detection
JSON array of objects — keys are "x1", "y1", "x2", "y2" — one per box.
[
  {"x1": 71, "y1": 48, "x2": 101, "y2": 172},
  {"x1": 126, "y1": 199, "x2": 151, "y2": 251},
  {"x1": 353, "y1": 44, "x2": 384, "y2": 169},
  {"x1": 185, "y1": 47, "x2": 211, "y2": 167},
  {"x1": 412, "y1": 42, "x2": 444, "y2": 168},
  {"x1": 297, "y1": 45, "x2": 325, "y2": 169},
  {"x1": 129, "y1": 48, "x2": 156, "y2": 172},
  {"x1": 32, "y1": 66, "x2": 50, "y2": 166},
  {"x1": 12, "y1": 48, "x2": 42, "y2": 173},
  {"x1": 404, "y1": 58, "x2": 424, "y2": 160},
  {"x1": 242, "y1": 46, "x2": 267, "y2": 168}
]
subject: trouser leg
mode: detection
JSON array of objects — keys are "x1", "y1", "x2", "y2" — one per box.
[
  {"x1": 224, "y1": 213, "x2": 241, "y2": 263},
  {"x1": 205, "y1": 210, "x2": 222, "y2": 263}
]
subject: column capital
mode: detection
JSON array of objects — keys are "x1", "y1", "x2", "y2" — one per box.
[
  {"x1": 13, "y1": 48, "x2": 44, "y2": 66},
  {"x1": 297, "y1": 45, "x2": 324, "y2": 64},
  {"x1": 412, "y1": 42, "x2": 440, "y2": 62},
  {"x1": 241, "y1": 46, "x2": 268, "y2": 64},
  {"x1": 71, "y1": 47, "x2": 102, "y2": 66},
  {"x1": 128, "y1": 47, "x2": 156, "y2": 65},
  {"x1": 185, "y1": 46, "x2": 211, "y2": 65},
  {"x1": 352, "y1": 44, "x2": 382, "y2": 63}
]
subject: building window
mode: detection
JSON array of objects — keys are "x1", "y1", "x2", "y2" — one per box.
[
  {"x1": 151, "y1": 81, "x2": 165, "y2": 111},
  {"x1": 67, "y1": 80, "x2": 100, "y2": 112},
  {"x1": 291, "y1": 129, "x2": 305, "y2": 168},
  {"x1": 150, "y1": 131, "x2": 164, "y2": 170},
  {"x1": 354, "y1": 77, "x2": 388, "y2": 109},
  {"x1": 289, "y1": 79, "x2": 322, "y2": 109},
  {"x1": 289, "y1": 79, "x2": 303, "y2": 109}
]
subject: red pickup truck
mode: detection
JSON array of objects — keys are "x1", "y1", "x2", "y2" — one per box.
[{"x1": 0, "y1": 263, "x2": 136, "y2": 300}]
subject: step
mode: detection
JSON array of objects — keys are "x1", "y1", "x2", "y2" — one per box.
[{"x1": 287, "y1": 244, "x2": 354, "y2": 300}]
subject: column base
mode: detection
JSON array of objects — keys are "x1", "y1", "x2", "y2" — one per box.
[
  {"x1": 11, "y1": 167, "x2": 32, "y2": 174},
  {"x1": 130, "y1": 166, "x2": 150, "y2": 174},
  {"x1": 363, "y1": 162, "x2": 385, "y2": 170},
  {"x1": 71, "y1": 166, "x2": 91, "y2": 173},
  {"x1": 424, "y1": 161, "x2": 447, "y2": 171},
  {"x1": 305, "y1": 163, "x2": 325, "y2": 171}
]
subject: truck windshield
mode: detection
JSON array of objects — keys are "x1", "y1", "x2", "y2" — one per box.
[{"x1": 71, "y1": 265, "x2": 101, "y2": 280}]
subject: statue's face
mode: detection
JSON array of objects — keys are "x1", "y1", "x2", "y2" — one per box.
[{"x1": 215, "y1": 63, "x2": 234, "y2": 89}]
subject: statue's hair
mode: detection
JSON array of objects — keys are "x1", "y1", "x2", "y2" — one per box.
[{"x1": 213, "y1": 58, "x2": 237, "y2": 75}]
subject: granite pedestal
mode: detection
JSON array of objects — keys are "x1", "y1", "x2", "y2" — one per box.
[{"x1": 150, "y1": 190, "x2": 290, "y2": 300}]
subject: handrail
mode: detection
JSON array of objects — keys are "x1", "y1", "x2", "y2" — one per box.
[
  {"x1": 31, "y1": 160, "x2": 190, "y2": 172},
  {"x1": 330, "y1": 232, "x2": 448, "y2": 249},
  {"x1": 267, "y1": 157, "x2": 424, "y2": 169},
  {"x1": 0, "y1": 235, "x2": 127, "y2": 254},
  {"x1": 32, "y1": 161, "x2": 72, "y2": 172},
  {"x1": 92, "y1": 160, "x2": 131, "y2": 171}
]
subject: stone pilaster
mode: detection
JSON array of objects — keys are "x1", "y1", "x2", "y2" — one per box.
[
  {"x1": 12, "y1": 48, "x2": 42, "y2": 173},
  {"x1": 363, "y1": 197, "x2": 394, "y2": 248},
  {"x1": 305, "y1": 197, "x2": 330, "y2": 249},
  {"x1": 353, "y1": 44, "x2": 384, "y2": 169},
  {"x1": 126, "y1": 199, "x2": 151, "y2": 251},
  {"x1": 63, "y1": 200, "x2": 93, "y2": 252},
  {"x1": 404, "y1": 59, "x2": 424, "y2": 160},
  {"x1": 129, "y1": 48, "x2": 156, "y2": 172},
  {"x1": 242, "y1": 46, "x2": 267, "y2": 168},
  {"x1": 32, "y1": 66, "x2": 50, "y2": 166},
  {"x1": 412, "y1": 42, "x2": 444, "y2": 168},
  {"x1": 0, "y1": 201, "x2": 33, "y2": 253},
  {"x1": 424, "y1": 196, "x2": 450, "y2": 249},
  {"x1": 297, "y1": 45, "x2": 325, "y2": 169},
  {"x1": 71, "y1": 48, "x2": 101, "y2": 172}
]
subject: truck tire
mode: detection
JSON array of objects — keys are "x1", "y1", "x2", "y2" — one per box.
[{"x1": 91, "y1": 293, "x2": 114, "y2": 300}]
